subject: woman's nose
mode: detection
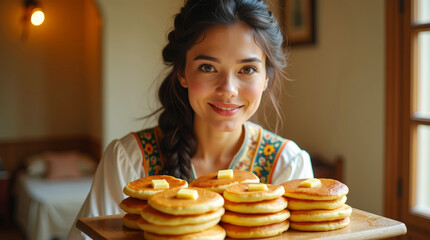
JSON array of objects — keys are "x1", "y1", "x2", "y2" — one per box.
[{"x1": 216, "y1": 73, "x2": 238, "y2": 99}]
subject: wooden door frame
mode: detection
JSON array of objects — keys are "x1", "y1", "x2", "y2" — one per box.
[{"x1": 384, "y1": 0, "x2": 403, "y2": 222}]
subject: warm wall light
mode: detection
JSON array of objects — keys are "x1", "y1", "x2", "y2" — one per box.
[
  {"x1": 22, "y1": 0, "x2": 45, "y2": 40},
  {"x1": 30, "y1": 8, "x2": 45, "y2": 26}
]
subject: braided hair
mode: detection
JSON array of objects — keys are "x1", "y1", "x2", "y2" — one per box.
[{"x1": 158, "y1": 0, "x2": 287, "y2": 182}]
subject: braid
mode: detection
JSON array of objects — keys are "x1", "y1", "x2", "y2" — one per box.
[{"x1": 158, "y1": 71, "x2": 196, "y2": 182}]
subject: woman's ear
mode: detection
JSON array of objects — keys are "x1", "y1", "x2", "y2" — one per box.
[{"x1": 178, "y1": 72, "x2": 188, "y2": 88}]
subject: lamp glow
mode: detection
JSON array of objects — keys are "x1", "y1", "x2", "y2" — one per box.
[{"x1": 30, "y1": 8, "x2": 44, "y2": 26}]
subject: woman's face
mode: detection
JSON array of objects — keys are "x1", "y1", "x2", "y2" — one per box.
[{"x1": 179, "y1": 22, "x2": 268, "y2": 132}]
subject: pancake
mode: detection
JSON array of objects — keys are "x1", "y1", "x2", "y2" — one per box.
[
  {"x1": 221, "y1": 220, "x2": 289, "y2": 239},
  {"x1": 189, "y1": 170, "x2": 259, "y2": 194},
  {"x1": 137, "y1": 217, "x2": 220, "y2": 235},
  {"x1": 289, "y1": 204, "x2": 352, "y2": 222},
  {"x1": 140, "y1": 204, "x2": 225, "y2": 226},
  {"x1": 287, "y1": 195, "x2": 347, "y2": 210},
  {"x1": 223, "y1": 183, "x2": 285, "y2": 202},
  {"x1": 290, "y1": 217, "x2": 350, "y2": 231},
  {"x1": 281, "y1": 178, "x2": 349, "y2": 200},
  {"x1": 224, "y1": 197, "x2": 288, "y2": 214},
  {"x1": 123, "y1": 175, "x2": 188, "y2": 200},
  {"x1": 122, "y1": 213, "x2": 141, "y2": 230},
  {"x1": 221, "y1": 209, "x2": 290, "y2": 226},
  {"x1": 148, "y1": 187, "x2": 224, "y2": 215},
  {"x1": 119, "y1": 197, "x2": 148, "y2": 214},
  {"x1": 143, "y1": 225, "x2": 226, "y2": 240}
]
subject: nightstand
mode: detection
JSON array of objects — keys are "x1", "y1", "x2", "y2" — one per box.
[{"x1": 0, "y1": 171, "x2": 10, "y2": 227}]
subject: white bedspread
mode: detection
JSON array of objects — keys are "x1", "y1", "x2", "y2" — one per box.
[{"x1": 14, "y1": 173, "x2": 93, "y2": 240}]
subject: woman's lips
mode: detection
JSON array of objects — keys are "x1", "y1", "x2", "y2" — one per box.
[{"x1": 209, "y1": 103, "x2": 243, "y2": 116}]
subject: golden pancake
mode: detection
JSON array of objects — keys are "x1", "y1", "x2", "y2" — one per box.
[
  {"x1": 137, "y1": 217, "x2": 220, "y2": 235},
  {"x1": 119, "y1": 197, "x2": 148, "y2": 214},
  {"x1": 140, "y1": 204, "x2": 225, "y2": 226},
  {"x1": 289, "y1": 204, "x2": 352, "y2": 222},
  {"x1": 223, "y1": 183, "x2": 285, "y2": 202},
  {"x1": 287, "y1": 195, "x2": 347, "y2": 210},
  {"x1": 221, "y1": 209, "x2": 290, "y2": 226},
  {"x1": 122, "y1": 213, "x2": 141, "y2": 230},
  {"x1": 189, "y1": 170, "x2": 259, "y2": 194},
  {"x1": 224, "y1": 197, "x2": 288, "y2": 214},
  {"x1": 221, "y1": 220, "x2": 289, "y2": 239},
  {"x1": 290, "y1": 217, "x2": 350, "y2": 231},
  {"x1": 148, "y1": 187, "x2": 224, "y2": 215},
  {"x1": 143, "y1": 225, "x2": 226, "y2": 240},
  {"x1": 281, "y1": 178, "x2": 349, "y2": 200},
  {"x1": 123, "y1": 175, "x2": 188, "y2": 200}
]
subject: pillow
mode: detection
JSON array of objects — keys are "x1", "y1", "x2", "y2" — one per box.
[
  {"x1": 25, "y1": 151, "x2": 97, "y2": 178},
  {"x1": 26, "y1": 154, "x2": 47, "y2": 177},
  {"x1": 44, "y1": 152, "x2": 82, "y2": 180}
]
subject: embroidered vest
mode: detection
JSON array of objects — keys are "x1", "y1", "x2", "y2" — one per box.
[{"x1": 133, "y1": 123, "x2": 288, "y2": 183}]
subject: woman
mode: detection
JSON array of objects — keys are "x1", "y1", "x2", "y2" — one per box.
[{"x1": 68, "y1": 0, "x2": 313, "y2": 239}]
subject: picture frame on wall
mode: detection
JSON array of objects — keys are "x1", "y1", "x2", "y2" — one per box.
[{"x1": 282, "y1": 0, "x2": 316, "y2": 46}]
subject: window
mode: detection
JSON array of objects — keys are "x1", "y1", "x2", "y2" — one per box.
[{"x1": 386, "y1": 0, "x2": 430, "y2": 239}]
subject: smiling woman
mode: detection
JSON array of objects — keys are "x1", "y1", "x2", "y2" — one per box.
[{"x1": 68, "y1": 1, "x2": 313, "y2": 239}]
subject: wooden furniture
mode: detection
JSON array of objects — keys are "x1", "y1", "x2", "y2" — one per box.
[
  {"x1": 311, "y1": 155, "x2": 343, "y2": 182},
  {"x1": 0, "y1": 171, "x2": 10, "y2": 227},
  {"x1": 76, "y1": 208, "x2": 406, "y2": 240}
]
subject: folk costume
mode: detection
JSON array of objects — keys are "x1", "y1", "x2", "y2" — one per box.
[{"x1": 68, "y1": 122, "x2": 313, "y2": 239}]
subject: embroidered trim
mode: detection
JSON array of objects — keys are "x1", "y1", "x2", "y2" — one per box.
[
  {"x1": 249, "y1": 124, "x2": 289, "y2": 183},
  {"x1": 134, "y1": 127, "x2": 163, "y2": 176}
]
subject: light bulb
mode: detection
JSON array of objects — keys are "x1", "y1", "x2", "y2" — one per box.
[{"x1": 31, "y1": 8, "x2": 44, "y2": 26}]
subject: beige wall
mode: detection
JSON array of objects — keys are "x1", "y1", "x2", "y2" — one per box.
[
  {"x1": 97, "y1": 0, "x2": 183, "y2": 147},
  {"x1": 0, "y1": 0, "x2": 101, "y2": 142},
  {"x1": 263, "y1": 0, "x2": 385, "y2": 214}
]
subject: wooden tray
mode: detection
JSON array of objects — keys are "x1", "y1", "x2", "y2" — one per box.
[{"x1": 76, "y1": 208, "x2": 406, "y2": 240}]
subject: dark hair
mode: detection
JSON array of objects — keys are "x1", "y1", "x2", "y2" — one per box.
[{"x1": 157, "y1": 0, "x2": 287, "y2": 182}]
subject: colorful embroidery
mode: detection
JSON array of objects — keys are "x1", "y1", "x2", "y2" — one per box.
[
  {"x1": 233, "y1": 123, "x2": 288, "y2": 183},
  {"x1": 232, "y1": 123, "x2": 260, "y2": 172},
  {"x1": 133, "y1": 123, "x2": 287, "y2": 183},
  {"x1": 134, "y1": 127, "x2": 163, "y2": 176},
  {"x1": 248, "y1": 124, "x2": 288, "y2": 183}
]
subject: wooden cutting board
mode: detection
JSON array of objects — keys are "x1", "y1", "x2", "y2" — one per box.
[{"x1": 76, "y1": 208, "x2": 406, "y2": 240}]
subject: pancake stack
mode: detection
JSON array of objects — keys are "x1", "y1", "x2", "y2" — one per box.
[
  {"x1": 120, "y1": 175, "x2": 188, "y2": 229},
  {"x1": 189, "y1": 169, "x2": 260, "y2": 194},
  {"x1": 220, "y1": 183, "x2": 290, "y2": 238},
  {"x1": 281, "y1": 178, "x2": 351, "y2": 232},
  {"x1": 139, "y1": 187, "x2": 226, "y2": 240}
]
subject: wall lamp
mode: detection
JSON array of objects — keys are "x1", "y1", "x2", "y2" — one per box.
[{"x1": 22, "y1": 0, "x2": 45, "y2": 39}]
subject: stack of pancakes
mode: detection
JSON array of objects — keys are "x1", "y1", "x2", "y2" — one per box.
[
  {"x1": 189, "y1": 170, "x2": 260, "y2": 194},
  {"x1": 220, "y1": 183, "x2": 290, "y2": 238},
  {"x1": 120, "y1": 175, "x2": 188, "y2": 229},
  {"x1": 281, "y1": 178, "x2": 351, "y2": 231},
  {"x1": 139, "y1": 187, "x2": 226, "y2": 240}
]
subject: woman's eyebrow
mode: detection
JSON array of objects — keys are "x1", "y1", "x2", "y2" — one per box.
[
  {"x1": 194, "y1": 55, "x2": 262, "y2": 64},
  {"x1": 193, "y1": 55, "x2": 220, "y2": 63},
  {"x1": 238, "y1": 57, "x2": 262, "y2": 63}
]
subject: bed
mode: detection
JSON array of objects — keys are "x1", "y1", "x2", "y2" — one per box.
[{"x1": 13, "y1": 151, "x2": 96, "y2": 240}]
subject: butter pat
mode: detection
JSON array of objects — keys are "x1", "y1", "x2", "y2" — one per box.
[
  {"x1": 299, "y1": 178, "x2": 321, "y2": 188},
  {"x1": 177, "y1": 188, "x2": 199, "y2": 200},
  {"x1": 151, "y1": 179, "x2": 169, "y2": 189},
  {"x1": 248, "y1": 183, "x2": 268, "y2": 191},
  {"x1": 217, "y1": 169, "x2": 233, "y2": 179}
]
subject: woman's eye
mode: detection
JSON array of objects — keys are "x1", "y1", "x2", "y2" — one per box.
[
  {"x1": 240, "y1": 66, "x2": 257, "y2": 74},
  {"x1": 199, "y1": 64, "x2": 216, "y2": 72}
]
